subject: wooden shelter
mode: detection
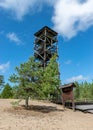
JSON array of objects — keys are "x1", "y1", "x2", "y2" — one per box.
[{"x1": 60, "y1": 83, "x2": 76, "y2": 111}]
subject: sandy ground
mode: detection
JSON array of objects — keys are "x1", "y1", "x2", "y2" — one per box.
[{"x1": 0, "y1": 99, "x2": 93, "y2": 130}]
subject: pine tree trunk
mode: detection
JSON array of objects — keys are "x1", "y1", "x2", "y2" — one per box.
[{"x1": 25, "y1": 96, "x2": 29, "y2": 109}]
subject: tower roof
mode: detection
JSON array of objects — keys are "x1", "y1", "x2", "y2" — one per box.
[{"x1": 34, "y1": 26, "x2": 58, "y2": 37}]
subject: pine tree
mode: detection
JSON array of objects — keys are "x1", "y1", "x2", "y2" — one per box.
[
  {"x1": 9, "y1": 56, "x2": 42, "y2": 108},
  {"x1": 41, "y1": 54, "x2": 60, "y2": 101},
  {"x1": 1, "y1": 83, "x2": 13, "y2": 98},
  {"x1": 0, "y1": 75, "x2": 4, "y2": 92}
]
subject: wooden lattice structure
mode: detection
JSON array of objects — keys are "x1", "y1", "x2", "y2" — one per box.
[
  {"x1": 34, "y1": 26, "x2": 58, "y2": 67},
  {"x1": 60, "y1": 83, "x2": 76, "y2": 111}
]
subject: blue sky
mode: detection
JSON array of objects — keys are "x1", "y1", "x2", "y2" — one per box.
[{"x1": 0, "y1": 0, "x2": 93, "y2": 85}]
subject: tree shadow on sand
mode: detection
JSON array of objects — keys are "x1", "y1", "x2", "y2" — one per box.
[
  {"x1": 22, "y1": 104, "x2": 63, "y2": 113},
  {"x1": 5, "y1": 103, "x2": 64, "y2": 117}
]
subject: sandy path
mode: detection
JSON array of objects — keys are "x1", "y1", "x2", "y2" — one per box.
[{"x1": 0, "y1": 99, "x2": 93, "y2": 130}]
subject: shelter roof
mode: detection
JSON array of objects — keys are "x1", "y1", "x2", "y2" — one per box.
[{"x1": 60, "y1": 82, "x2": 76, "y2": 89}]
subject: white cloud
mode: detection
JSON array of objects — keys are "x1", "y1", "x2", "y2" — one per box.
[
  {"x1": 0, "y1": 0, "x2": 38, "y2": 20},
  {"x1": 6, "y1": 32, "x2": 21, "y2": 45},
  {"x1": 65, "y1": 75, "x2": 88, "y2": 83},
  {"x1": 65, "y1": 60, "x2": 72, "y2": 65},
  {"x1": 0, "y1": 0, "x2": 93, "y2": 39},
  {"x1": 0, "y1": 0, "x2": 56, "y2": 20},
  {"x1": 0, "y1": 62, "x2": 10, "y2": 73},
  {"x1": 52, "y1": 0, "x2": 93, "y2": 39}
]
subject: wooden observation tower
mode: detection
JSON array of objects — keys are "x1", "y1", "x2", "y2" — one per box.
[{"x1": 34, "y1": 26, "x2": 58, "y2": 67}]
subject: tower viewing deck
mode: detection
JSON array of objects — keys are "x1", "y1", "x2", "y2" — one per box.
[{"x1": 34, "y1": 26, "x2": 58, "y2": 67}]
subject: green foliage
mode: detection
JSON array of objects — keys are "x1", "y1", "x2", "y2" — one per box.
[
  {"x1": 0, "y1": 75, "x2": 4, "y2": 91},
  {"x1": 10, "y1": 57, "x2": 41, "y2": 95},
  {"x1": 74, "y1": 80, "x2": 93, "y2": 100},
  {"x1": 41, "y1": 55, "x2": 60, "y2": 100},
  {"x1": 9, "y1": 55, "x2": 60, "y2": 106},
  {"x1": 1, "y1": 83, "x2": 13, "y2": 98},
  {"x1": 0, "y1": 75, "x2": 4, "y2": 85},
  {"x1": 74, "y1": 82, "x2": 80, "y2": 99},
  {"x1": 9, "y1": 56, "x2": 43, "y2": 107},
  {"x1": 10, "y1": 99, "x2": 22, "y2": 109}
]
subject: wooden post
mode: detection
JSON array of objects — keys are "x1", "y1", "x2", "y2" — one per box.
[
  {"x1": 72, "y1": 99, "x2": 75, "y2": 111},
  {"x1": 62, "y1": 97, "x2": 65, "y2": 110}
]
